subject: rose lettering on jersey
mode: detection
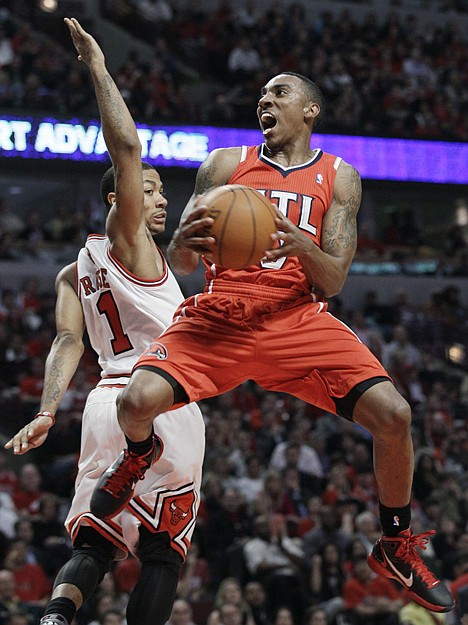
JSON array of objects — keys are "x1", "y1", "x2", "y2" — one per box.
[{"x1": 80, "y1": 268, "x2": 110, "y2": 296}]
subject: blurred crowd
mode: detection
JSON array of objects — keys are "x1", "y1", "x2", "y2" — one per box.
[
  {"x1": 0, "y1": 0, "x2": 466, "y2": 139},
  {"x1": 2, "y1": 192, "x2": 468, "y2": 279},
  {"x1": 1, "y1": 255, "x2": 468, "y2": 625},
  {"x1": 1, "y1": 2, "x2": 468, "y2": 625}
]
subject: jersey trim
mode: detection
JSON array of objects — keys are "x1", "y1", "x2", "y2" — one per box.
[
  {"x1": 106, "y1": 245, "x2": 169, "y2": 287},
  {"x1": 97, "y1": 375, "x2": 131, "y2": 387},
  {"x1": 73, "y1": 262, "x2": 79, "y2": 299},
  {"x1": 67, "y1": 512, "x2": 128, "y2": 558},
  {"x1": 258, "y1": 145, "x2": 323, "y2": 177}
]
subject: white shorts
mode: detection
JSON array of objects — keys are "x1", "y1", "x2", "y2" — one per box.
[{"x1": 65, "y1": 385, "x2": 205, "y2": 561}]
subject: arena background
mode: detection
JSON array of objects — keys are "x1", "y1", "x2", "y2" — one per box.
[{"x1": 0, "y1": 2, "x2": 467, "y2": 625}]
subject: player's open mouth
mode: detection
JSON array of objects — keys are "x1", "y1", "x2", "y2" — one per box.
[{"x1": 260, "y1": 112, "x2": 277, "y2": 136}]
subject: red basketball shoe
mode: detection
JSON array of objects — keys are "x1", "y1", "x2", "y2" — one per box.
[
  {"x1": 368, "y1": 529, "x2": 455, "y2": 613},
  {"x1": 90, "y1": 435, "x2": 163, "y2": 520}
]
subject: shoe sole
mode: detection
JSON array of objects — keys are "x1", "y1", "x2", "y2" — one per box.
[{"x1": 367, "y1": 553, "x2": 455, "y2": 613}]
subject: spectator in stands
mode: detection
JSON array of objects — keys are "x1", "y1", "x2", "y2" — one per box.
[
  {"x1": 272, "y1": 607, "x2": 294, "y2": 625},
  {"x1": 381, "y1": 324, "x2": 422, "y2": 372},
  {"x1": 0, "y1": 26, "x2": 13, "y2": 69},
  {"x1": 412, "y1": 451, "x2": 441, "y2": 504},
  {"x1": 0, "y1": 449, "x2": 17, "y2": 495},
  {"x1": 232, "y1": 0, "x2": 262, "y2": 32},
  {"x1": 227, "y1": 36, "x2": 262, "y2": 84},
  {"x1": 216, "y1": 603, "x2": 244, "y2": 625},
  {"x1": 0, "y1": 569, "x2": 36, "y2": 625},
  {"x1": 343, "y1": 554, "x2": 405, "y2": 625},
  {"x1": 321, "y1": 462, "x2": 352, "y2": 507},
  {"x1": 201, "y1": 486, "x2": 251, "y2": 588},
  {"x1": 11, "y1": 463, "x2": 44, "y2": 517},
  {"x1": 3, "y1": 541, "x2": 51, "y2": 608},
  {"x1": 31, "y1": 493, "x2": 71, "y2": 580},
  {"x1": 243, "y1": 581, "x2": 271, "y2": 625},
  {"x1": 353, "y1": 510, "x2": 380, "y2": 554},
  {"x1": 303, "y1": 505, "x2": 352, "y2": 562},
  {"x1": 176, "y1": 539, "x2": 210, "y2": 602},
  {"x1": 18, "y1": 356, "x2": 44, "y2": 415},
  {"x1": 0, "y1": 199, "x2": 24, "y2": 238},
  {"x1": 243, "y1": 515, "x2": 305, "y2": 623},
  {"x1": 269, "y1": 427, "x2": 323, "y2": 480},
  {"x1": 309, "y1": 541, "x2": 346, "y2": 622},
  {"x1": 303, "y1": 606, "x2": 328, "y2": 625},
  {"x1": 234, "y1": 455, "x2": 265, "y2": 505},
  {"x1": 167, "y1": 599, "x2": 197, "y2": 625},
  {"x1": 209, "y1": 577, "x2": 254, "y2": 625}
]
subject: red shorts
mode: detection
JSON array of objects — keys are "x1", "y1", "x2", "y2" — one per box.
[{"x1": 134, "y1": 288, "x2": 390, "y2": 418}]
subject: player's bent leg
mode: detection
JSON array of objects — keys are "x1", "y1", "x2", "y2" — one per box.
[
  {"x1": 353, "y1": 381, "x2": 455, "y2": 613},
  {"x1": 352, "y1": 380, "x2": 413, "y2": 507},
  {"x1": 90, "y1": 369, "x2": 175, "y2": 521},
  {"x1": 126, "y1": 528, "x2": 182, "y2": 625},
  {"x1": 117, "y1": 368, "x2": 176, "y2": 441},
  {"x1": 40, "y1": 527, "x2": 116, "y2": 625}
]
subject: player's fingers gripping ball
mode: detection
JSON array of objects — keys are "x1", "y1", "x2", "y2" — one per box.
[{"x1": 201, "y1": 184, "x2": 277, "y2": 269}]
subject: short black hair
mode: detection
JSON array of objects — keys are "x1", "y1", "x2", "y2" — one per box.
[
  {"x1": 100, "y1": 161, "x2": 156, "y2": 209},
  {"x1": 281, "y1": 71, "x2": 325, "y2": 129}
]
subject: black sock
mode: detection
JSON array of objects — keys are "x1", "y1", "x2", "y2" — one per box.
[
  {"x1": 126, "y1": 431, "x2": 154, "y2": 455},
  {"x1": 43, "y1": 597, "x2": 76, "y2": 624},
  {"x1": 379, "y1": 501, "x2": 411, "y2": 536}
]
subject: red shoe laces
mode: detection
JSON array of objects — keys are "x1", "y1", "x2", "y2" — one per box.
[
  {"x1": 105, "y1": 452, "x2": 151, "y2": 496},
  {"x1": 395, "y1": 530, "x2": 438, "y2": 585}
]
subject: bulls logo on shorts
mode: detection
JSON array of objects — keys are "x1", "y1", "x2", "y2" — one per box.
[{"x1": 148, "y1": 341, "x2": 168, "y2": 360}]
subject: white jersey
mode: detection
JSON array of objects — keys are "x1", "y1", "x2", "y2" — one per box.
[
  {"x1": 68, "y1": 234, "x2": 205, "y2": 561},
  {"x1": 76, "y1": 234, "x2": 183, "y2": 381}
]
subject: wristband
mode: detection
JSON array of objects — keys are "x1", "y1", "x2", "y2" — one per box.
[{"x1": 35, "y1": 411, "x2": 55, "y2": 425}]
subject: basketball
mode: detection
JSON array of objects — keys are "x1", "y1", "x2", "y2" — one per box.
[{"x1": 202, "y1": 184, "x2": 277, "y2": 269}]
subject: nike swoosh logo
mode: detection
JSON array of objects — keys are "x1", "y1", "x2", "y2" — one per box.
[{"x1": 382, "y1": 550, "x2": 414, "y2": 587}]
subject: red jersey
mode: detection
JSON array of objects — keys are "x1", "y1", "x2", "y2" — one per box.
[{"x1": 202, "y1": 144, "x2": 342, "y2": 298}]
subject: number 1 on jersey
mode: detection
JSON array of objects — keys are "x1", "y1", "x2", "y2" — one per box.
[{"x1": 97, "y1": 291, "x2": 134, "y2": 355}]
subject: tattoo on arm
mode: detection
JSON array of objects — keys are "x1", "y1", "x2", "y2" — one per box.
[
  {"x1": 42, "y1": 357, "x2": 67, "y2": 405},
  {"x1": 195, "y1": 161, "x2": 218, "y2": 195},
  {"x1": 324, "y1": 166, "x2": 361, "y2": 256},
  {"x1": 97, "y1": 74, "x2": 124, "y2": 131}
]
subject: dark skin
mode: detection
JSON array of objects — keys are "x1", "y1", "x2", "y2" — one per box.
[
  {"x1": 168, "y1": 75, "x2": 359, "y2": 298},
  {"x1": 166, "y1": 74, "x2": 412, "y2": 510},
  {"x1": 121, "y1": 74, "x2": 413, "y2": 513}
]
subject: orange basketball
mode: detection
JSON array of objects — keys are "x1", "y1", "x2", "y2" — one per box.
[{"x1": 202, "y1": 184, "x2": 277, "y2": 269}]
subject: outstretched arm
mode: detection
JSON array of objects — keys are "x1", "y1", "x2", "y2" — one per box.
[
  {"x1": 265, "y1": 161, "x2": 361, "y2": 297},
  {"x1": 64, "y1": 17, "x2": 145, "y2": 251},
  {"x1": 5, "y1": 263, "x2": 85, "y2": 454}
]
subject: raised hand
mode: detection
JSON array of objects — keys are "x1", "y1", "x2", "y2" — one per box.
[{"x1": 64, "y1": 17, "x2": 105, "y2": 68}]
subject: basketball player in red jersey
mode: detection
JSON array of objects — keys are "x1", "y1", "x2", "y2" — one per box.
[
  {"x1": 5, "y1": 18, "x2": 204, "y2": 625},
  {"x1": 92, "y1": 72, "x2": 455, "y2": 613}
]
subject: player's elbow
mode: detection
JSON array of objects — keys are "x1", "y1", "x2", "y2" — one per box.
[
  {"x1": 55, "y1": 331, "x2": 85, "y2": 357},
  {"x1": 324, "y1": 282, "x2": 344, "y2": 298},
  {"x1": 111, "y1": 137, "x2": 142, "y2": 161}
]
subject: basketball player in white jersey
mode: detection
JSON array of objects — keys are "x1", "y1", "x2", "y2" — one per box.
[{"x1": 5, "y1": 18, "x2": 205, "y2": 625}]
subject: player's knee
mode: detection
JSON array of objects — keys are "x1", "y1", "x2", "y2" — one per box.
[
  {"x1": 55, "y1": 543, "x2": 115, "y2": 602},
  {"x1": 117, "y1": 371, "x2": 167, "y2": 423},
  {"x1": 380, "y1": 396, "x2": 412, "y2": 435}
]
